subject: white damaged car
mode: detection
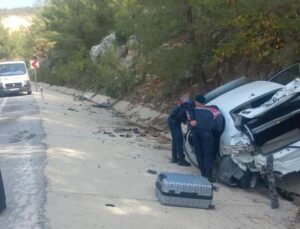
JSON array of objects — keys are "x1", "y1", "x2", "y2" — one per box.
[{"x1": 184, "y1": 64, "x2": 300, "y2": 188}]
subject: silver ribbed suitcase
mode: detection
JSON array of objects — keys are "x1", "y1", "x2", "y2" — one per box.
[{"x1": 155, "y1": 172, "x2": 213, "y2": 209}]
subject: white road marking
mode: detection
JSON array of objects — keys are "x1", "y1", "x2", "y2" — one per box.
[{"x1": 0, "y1": 97, "x2": 7, "y2": 113}]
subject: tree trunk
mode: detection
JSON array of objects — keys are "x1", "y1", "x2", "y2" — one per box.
[
  {"x1": 182, "y1": 1, "x2": 208, "y2": 87},
  {"x1": 182, "y1": 0, "x2": 195, "y2": 44}
]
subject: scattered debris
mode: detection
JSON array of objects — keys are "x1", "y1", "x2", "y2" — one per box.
[
  {"x1": 120, "y1": 133, "x2": 132, "y2": 138},
  {"x1": 147, "y1": 169, "x2": 158, "y2": 175},
  {"x1": 113, "y1": 127, "x2": 148, "y2": 138},
  {"x1": 77, "y1": 96, "x2": 87, "y2": 101},
  {"x1": 114, "y1": 128, "x2": 132, "y2": 133},
  {"x1": 67, "y1": 107, "x2": 78, "y2": 112},
  {"x1": 111, "y1": 112, "x2": 124, "y2": 117},
  {"x1": 92, "y1": 102, "x2": 111, "y2": 108},
  {"x1": 105, "y1": 204, "x2": 116, "y2": 208}
]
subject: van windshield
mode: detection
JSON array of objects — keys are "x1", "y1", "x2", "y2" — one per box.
[{"x1": 0, "y1": 63, "x2": 27, "y2": 76}]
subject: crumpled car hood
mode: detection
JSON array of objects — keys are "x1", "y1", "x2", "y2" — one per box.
[
  {"x1": 231, "y1": 78, "x2": 300, "y2": 175},
  {"x1": 239, "y1": 78, "x2": 300, "y2": 119}
]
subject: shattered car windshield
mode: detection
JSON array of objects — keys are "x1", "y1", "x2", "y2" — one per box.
[{"x1": 0, "y1": 63, "x2": 26, "y2": 76}]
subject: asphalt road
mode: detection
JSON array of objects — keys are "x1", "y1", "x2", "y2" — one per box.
[
  {"x1": 0, "y1": 88, "x2": 299, "y2": 229},
  {"x1": 0, "y1": 94, "x2": 46, "y2": 229}
]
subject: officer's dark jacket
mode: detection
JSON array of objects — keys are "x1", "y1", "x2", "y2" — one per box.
[
  {"x1": 192, "y1": 105, "x2": 225, "y2": 133},
  {"x1": 169, "y1": 101, "x2": 194, "y2": 124}
]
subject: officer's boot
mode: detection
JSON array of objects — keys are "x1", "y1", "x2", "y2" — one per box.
[
  {"x1": 171, "y1": 157, "x2": 179, "y2": 163},
  {"x1": 177, "y1": 158, "x2": 191, "y2": 166},
  {"x1": 206, "y1": 169, "x2": 216, "y2": 183}
]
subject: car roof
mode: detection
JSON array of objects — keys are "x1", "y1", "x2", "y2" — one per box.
[
  {"x1": 207, "y1": 81, "x2": 283, "y2": 112},
  {"x1": 0, "y1": 60, "x2": 26, "y2": 65}
]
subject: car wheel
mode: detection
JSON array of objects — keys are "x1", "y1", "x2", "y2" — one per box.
[
  {"x1": 27, "y1": 90, "x2": 32, "y2": 95},
  {"x1": 183, "y1": 128, "x2": 198, "y2": 167},
  {"x1": 237, "y1": 171, "x2": 252, "y2": 189},
  {"x1": 217, "y1": 156, "x2": 252, "y2": 189}
]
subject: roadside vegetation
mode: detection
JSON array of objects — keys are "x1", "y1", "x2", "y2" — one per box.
[{"x1": 1, "y1": 0, "x2": 300, "y2": 106}]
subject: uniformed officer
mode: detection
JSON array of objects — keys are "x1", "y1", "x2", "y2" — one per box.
[
  {"x1": 167, "y1": 95, "x2": 193, "y2": 166},
  {"x1": 190, "y1": 95, "x2": 224, "y2": 181}
]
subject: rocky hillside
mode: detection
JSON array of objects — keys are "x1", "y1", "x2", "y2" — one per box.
[{"x1": 1, "y1": 1, "x2": 300, "y2": 112}]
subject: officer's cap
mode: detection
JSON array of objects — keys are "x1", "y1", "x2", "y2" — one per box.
[{"x1": 195, "y1": 95, "x2": 206, "y2": 104}]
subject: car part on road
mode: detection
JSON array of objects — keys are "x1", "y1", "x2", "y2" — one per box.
[
  {"x1": 0, "y1": 170, "x2": 6, "y2": 210},
  {"x1": 266, "y1": 155, "x2": 279, "y2": 209},
  {"x1": 155, "y1": 172, "x2": 213, "y2": 209}
]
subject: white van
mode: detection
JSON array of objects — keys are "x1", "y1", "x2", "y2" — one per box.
[{"x1": 0, "y1": 60, "x2": 32, "y2": 95}]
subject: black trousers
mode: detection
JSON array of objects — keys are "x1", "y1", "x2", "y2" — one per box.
[
  {"x1": 192, "y1": 128, "x2": 215, "y2": 178},
  {"x1": 167, "y1": 117, "x2": 185, "y2": 160}
]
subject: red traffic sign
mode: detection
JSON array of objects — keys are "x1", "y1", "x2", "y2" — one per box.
[{"x1": 30, "y1": 59, "x2": 40, "y2": 69}]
